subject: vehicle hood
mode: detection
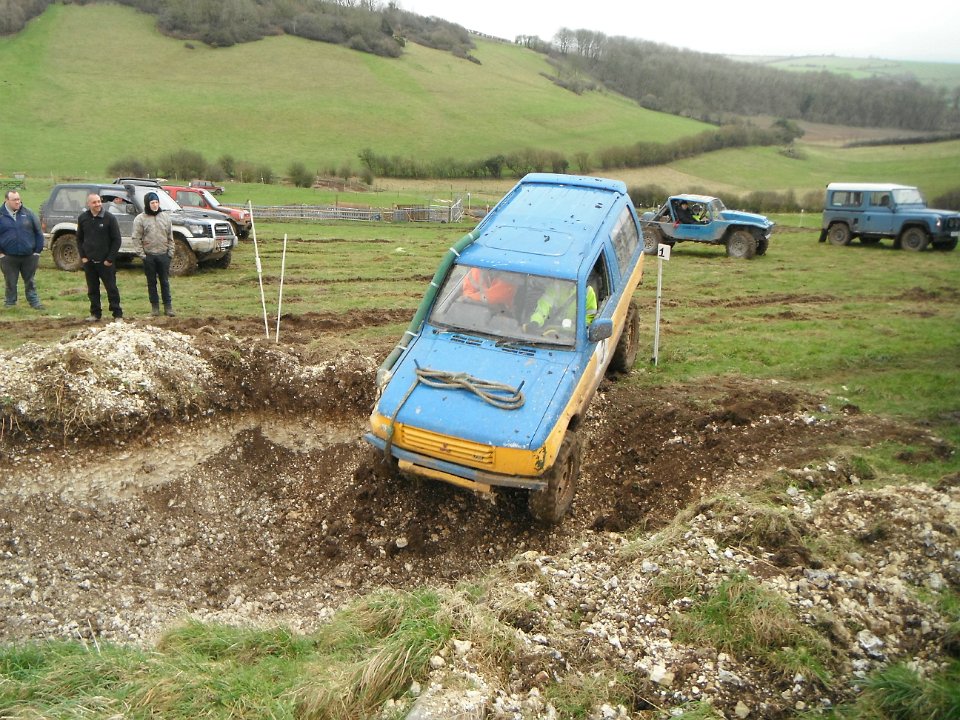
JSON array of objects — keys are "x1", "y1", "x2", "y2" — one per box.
[
  {"x1": 719, "y1": 209, "x2": 774, "y2": 228},
  {"x1": 172, "y1": 208, "x2": 227, "y2": 224},
  {"x1": 376, "y1": 328, "x2": 582, "y2": 450}
]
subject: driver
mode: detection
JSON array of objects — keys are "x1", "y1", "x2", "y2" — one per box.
[
  {"x1": 526, "y1": 281, "x2": 597, "y2": 333},
  {"x1": 462, "y1": 267, "x2": 516, "y2": 308}
]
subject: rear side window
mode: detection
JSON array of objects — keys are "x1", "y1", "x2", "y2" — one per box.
[
  {"x1": 52, "y1": 188, "x2": 90, "y2": 212},
  {"x1": 829, "y1": 191, "x2": 862, "y2": 208},
  {"x1": 610, "y1": 206, "x2": 640, "y2": 276}
]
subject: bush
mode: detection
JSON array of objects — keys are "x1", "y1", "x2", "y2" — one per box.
[
  {"x1": 106, "y1": 156, "x2": 151, "y2": 179},
  {"x1": 288, "y1": 162, "x2": 315, "y2": 188}
]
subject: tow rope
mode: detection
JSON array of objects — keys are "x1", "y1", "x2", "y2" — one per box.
[{"x1": 383, "y1": 365, "x2": 525, "y2": 460}]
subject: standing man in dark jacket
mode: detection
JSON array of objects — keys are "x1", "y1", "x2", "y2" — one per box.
[
  {"x1": 77, "y1": 193, "x2": 123, "y2": 321},
  {"x1": 0, "y1": 190, "x2": 45, "y2": 310}
]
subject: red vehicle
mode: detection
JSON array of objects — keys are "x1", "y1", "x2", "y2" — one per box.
[{"x1": 163, "y1": 185, "x2": 251, "y2": 238}]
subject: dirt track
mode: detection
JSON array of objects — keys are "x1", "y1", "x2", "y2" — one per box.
[{"x1": 1, "y1": 313, "x2": 958, "y2": 716}]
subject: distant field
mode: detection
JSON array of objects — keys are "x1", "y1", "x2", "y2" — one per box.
[
  {"x1": 731, "y1": 54, "x2": 960, "y2": 90},
  {"x1": 0, "y1": 4, "x2": 707, "y2": 178}
]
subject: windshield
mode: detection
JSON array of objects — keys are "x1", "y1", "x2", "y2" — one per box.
[
  {"x1": 132, "y1": 186, "x2": 180, "y2": 212},
  {"x1": 428, "y1": 265, "x2": 583, "y2": 348},
  {"x1": 891, "y1": 187, "x2": 925, "y2": 206}
]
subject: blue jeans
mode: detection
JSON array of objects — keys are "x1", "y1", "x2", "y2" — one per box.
[
  {"x1": 1, "y1": 253, "x2": 41, "y2": 307},
  {"x1": 142, "y1": 253, "x2": 172, "y2": 306}
]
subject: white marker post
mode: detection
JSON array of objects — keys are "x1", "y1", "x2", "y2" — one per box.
[
  {"x1": 275, "y1": 233, "x2": 288, "y2": 343},
  {"x1": 247, "y1": 200, "x2": 270, "y2": 339},
  {"x1": 652, "y1": 242, "x2": 671, "y2": 366}
]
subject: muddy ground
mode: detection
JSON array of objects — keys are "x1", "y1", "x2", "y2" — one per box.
[{"x1": 1, "y1": 311, "x2": 957, "y2": 717}]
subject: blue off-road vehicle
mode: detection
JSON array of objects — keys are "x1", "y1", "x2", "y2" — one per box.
[
  {"x1": 365, "y1": 173, "x2": 646, "y2": 523},
  {"x1": 818, "y1": 182, "x2": 959, "y2": 251},
  {"x1": 640, "y1": 194, "x2": 774, "y2": 259}
]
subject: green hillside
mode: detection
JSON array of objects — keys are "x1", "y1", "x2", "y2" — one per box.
[{"x1": 0, "y1": 3, "x2": 708, "y2": 178}]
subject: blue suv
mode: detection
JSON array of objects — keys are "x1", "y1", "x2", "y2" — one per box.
[
  {"x1": 365, "y1": 174, "x2": 646, "y2": 523},
  {"x1": 819, "y1": 182, "x2": 960, "y2": 251}
]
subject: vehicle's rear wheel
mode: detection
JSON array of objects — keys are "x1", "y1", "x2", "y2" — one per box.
[
  {"x1": 828, "y1": 223, "x2": 852, "y2": 246},
  {"x1": 51, "y1": 233, "x2": 81, "y2": 271},
  {"x1": 899, "y1": 227, "x2": 929, "y2": 252},
  {"x1": 203, "y1": 250, "x2": 232, "y2": 270},
  {"x1": 609, "y1": 300, "x2": 640, "y2": 374},
  {"x1": 726, "y1": 229, "x2": 757, "y2": 259},
  {"x1": 642, "y1": 225, "x2": 663, "y2": 255},
  {"x1": 169, "y1": 237, "x2": 198, "y2": 276},
  {"x1": 528, "y1": 432, "x2": 582, "y2": 525}
]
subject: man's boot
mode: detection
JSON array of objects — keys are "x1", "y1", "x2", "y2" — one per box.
[
  {"x1": 164, "y1": 304, "x2": 176, "y2": 317},
  {"x1": 151, "y1": 304, "x2": 160, "y2": 317}
]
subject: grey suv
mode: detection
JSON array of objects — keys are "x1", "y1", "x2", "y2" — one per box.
[
  {"x1": 39, "y1": 182, "x2": 237, "y2": 275},
  {"x1": 818, "y1": 182, "x2": 960, "y2": 251}
]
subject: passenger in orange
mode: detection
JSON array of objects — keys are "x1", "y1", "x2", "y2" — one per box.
[{"x1": 462, "y1": 267, "x2": 516, "y2": 308}]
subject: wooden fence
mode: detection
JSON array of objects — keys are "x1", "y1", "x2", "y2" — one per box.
[{"x1": 248, "y1": 197, "x2": 463, "y2": 223}]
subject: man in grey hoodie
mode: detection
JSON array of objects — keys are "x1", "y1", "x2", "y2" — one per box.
[{"x1": 131, "y1": 191, "x2": 176, "y2": 317}]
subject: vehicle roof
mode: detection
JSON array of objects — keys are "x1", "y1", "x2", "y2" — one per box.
[
  {"x1": 464, "y1": 173, "x2": 630, "y2": 279},
  {"x1": 826, "y1": 182, "x2": 916, "y2": 192},
  {"x1": 670, "y1": 194, "x2": 717, "y2": 204}
]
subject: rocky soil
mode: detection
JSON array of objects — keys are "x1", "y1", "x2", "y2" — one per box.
[{"x1": 0, "y1": 318, "x2": 957, "y2": 718}]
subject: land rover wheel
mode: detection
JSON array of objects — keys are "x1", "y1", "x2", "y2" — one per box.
[
  {"x1": 51, "y1": 233, "x2": 81, "y2": 271},
  {"x1": 726, "y1": 229, "x2": 757, "y2": 259},
  {"x1": 900, "y1": 227, "x2": 929, "y2": 252},
  {"x1": 609, "y1": 300, "x2": 640, "y2": 374},
  {"x1": 828, "y1": 223, "x2": 852, "y2": 246},
  {"x1": 169, "y1": 237, "x2": 198, "y2": 276},
  {"x1": 528, "y1": 432, "x2": 582, "y2": 524}
]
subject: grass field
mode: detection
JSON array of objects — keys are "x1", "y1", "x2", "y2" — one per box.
[
  {"x1": 734, "y1": 54, "x2": 960, "y2": 90},
  {"x1": 0, "y1": 4, "x2": 707, "y2": 178}
]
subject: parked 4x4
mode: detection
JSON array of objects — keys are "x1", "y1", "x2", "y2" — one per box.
[
  {"x1": 818, "y1": 182, "x2": 960, "y2": 251},
  {"x1": 163, "y1": 185, "x2": 251, "y2": 238},
  {"x1": 39, "y1": 182, "x2": 237, "y2": 275},
  {"x1": 365, "y1": 173, "x2": 646, "y2": 524},
  {"x1": 640, "y1": 194, "x2": 774, "y2": 259}
]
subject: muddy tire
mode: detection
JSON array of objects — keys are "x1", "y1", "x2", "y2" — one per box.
[
  {"x1": 169, "y1": 237, "x2": 198, "y2": 276},
  {"x1": 899, "y1": 227, "x2": 929, "y2": 252},
  {"x1": 528, "y1": 432, "x2": 582, "y2": 524},
  {"x1": 642, "y1": 225, "x2": 663, "y2": 255},
  {"x1": 609, "y1": 300, "x2": 640, "y2": 374},
  {"x1": 203, "y1": 250, "x2": 232, "y2": 270},
  {"x1": 51, "y1": 233, "x2": 81, "y2": 271},
  {"x1": 726, "y1": 229, "x2": 757, "y2": 259},
  {"x1": 828, "y1": 223, "x2": 852, "y2": 246}
]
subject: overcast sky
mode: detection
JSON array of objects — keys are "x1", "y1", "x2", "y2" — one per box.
[{"x1": 397, "y1": 0, "x2": 960, "y2": 64}]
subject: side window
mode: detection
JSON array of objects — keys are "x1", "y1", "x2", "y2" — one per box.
[
  {"x1": 610, "y1": 206, "x2": 640, "y2": 275},
  {"x1": 871, "y1": 192, "x2": 890, "y2": 207},
  {"x1": 587, "y1": 254, "x2": 611, "y2": 315},
  {"x1": 830, "y1": 191, "x2": 862, "y2": 208},
  {"x1": 181, "y1": 193, "x2": 201, "y2": 207}
]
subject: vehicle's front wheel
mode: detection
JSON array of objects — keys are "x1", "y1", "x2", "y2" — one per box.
[
  {"x1": 203, "y1": 250, "x2": 232, "y2": 270},
  {"x1": 51, "y1": 233, "x2": 81, "y2": 271},
  {"x1": 642, "y1": 225, "x2": 663, "y2": 255},
  {"x1": 609, "y1": 300, "x2": 640, "y2": 374},
  {"x1": 528, "y1": 432, "x2": 582, "y2": 525},
  {"x1": 726, "y1": 229, "x2": 757, "y2": 259},
  {"x1": 828, "y1": 223, "x2": 852, "y2": 246},
  {"x1": 900, "y1": 227, "x2": 929, "y2": 252},
  {"x1": 169, "y1": 237, "x2": 198, "y2": 276}
]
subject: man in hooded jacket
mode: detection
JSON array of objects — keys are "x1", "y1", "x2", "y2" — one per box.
[{"x1": 131, "y1": 191, "x2": 176, "y2": 317}]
